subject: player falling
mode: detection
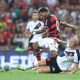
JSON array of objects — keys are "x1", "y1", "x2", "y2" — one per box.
[{"x1": 33, "y1": 37, "x2": 79, "y2": 74}]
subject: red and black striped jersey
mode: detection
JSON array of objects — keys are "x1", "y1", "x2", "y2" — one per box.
[{"x1": 45, "y1": 14, "x2": 60, "y2": 38}]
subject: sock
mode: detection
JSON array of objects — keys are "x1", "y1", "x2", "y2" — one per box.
[{"x1": 34, "y1": 49, "x2": 41, "y2": 61}]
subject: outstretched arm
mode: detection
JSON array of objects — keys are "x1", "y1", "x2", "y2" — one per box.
[{"x1": 60, "y1": 22, "x2": 77, "y2": 29}]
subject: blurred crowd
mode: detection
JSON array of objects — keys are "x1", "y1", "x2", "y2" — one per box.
[{"x1": 0, "y1": 0, "x2": 80, "y2": 50}]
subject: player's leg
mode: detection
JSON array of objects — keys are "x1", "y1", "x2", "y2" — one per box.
[
  {"x1": 36, "y1": 57, "x2": 56, "y2": 73},
  {"x1": 32, "y1": 59, "x2": 47, "y2": 70},
  {"x1": 38, "y1": 59, "x2": 47, "y2": 66},
  {"x1": 33, "y1": 42, "x2": 39, "y2": 50},
  {"x1": 33, "y1": 42, "x2": 41, "y2": 61},
  {"x1": 36, "y1": 66, "x2": 51, "y2": 73},
  {"x1": 36, "y1": 57, "x2": 62, "y2": 73},
  {"x1": 28, "y1": 43, "x2": 34, "y2": 54},
  {"x1": 32, "y1": 38, "x2": 48, "y2": 61},
  {"x1": 49, "y1": 38, "x2": 59, "y2": 57},
  {"x1": 38, "y1": 56, "x2": 57, "y2": 67}
]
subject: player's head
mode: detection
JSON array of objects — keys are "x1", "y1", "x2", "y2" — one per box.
[
  {"x1": 32, "y1": 10, "x2": 39, "y2": 21},
  {"x1": 38, "y1": 7, "x2": 49, "y2": 19},
  {"x1": 69, "y1": 37, "x2": 79, "y2": 49}
]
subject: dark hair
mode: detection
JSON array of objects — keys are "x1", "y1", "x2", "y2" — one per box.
[{"x1": 38, "y1": 7, "x2": 49, "y2": 13}]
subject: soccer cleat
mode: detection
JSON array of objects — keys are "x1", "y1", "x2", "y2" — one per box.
[{"x1": 17, "y1": 66, "x2": 26, "y2": 71}]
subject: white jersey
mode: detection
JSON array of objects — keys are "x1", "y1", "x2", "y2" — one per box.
[
  {"x1": 57, "y1": 43, "x2": 79, "y2": 71},
  {"x1": 26, "y1": 20, "x2": 44, "y2": 43}
]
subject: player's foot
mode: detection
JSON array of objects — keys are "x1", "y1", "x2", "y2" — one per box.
[{"x1": 17, "y1": 66, "x2": 26, "y2": 71}]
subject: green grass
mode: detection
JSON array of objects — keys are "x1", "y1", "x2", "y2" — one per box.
[{"x1": 0, "y1": 69, "x2": 80, "y2": 80}]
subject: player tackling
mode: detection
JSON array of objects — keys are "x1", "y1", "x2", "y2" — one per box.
[{"x1": 33, "y1": 37, "x2": 79, "y2": 74}]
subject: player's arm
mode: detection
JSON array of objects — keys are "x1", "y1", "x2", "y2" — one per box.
[
  {"x1": 68, "y1": 63, "x2": 78, "y2": 74},
  {"x1": 23, "y1": 29, "x2": 32, "y2": 37},
  {"x1": 23, "y1": 27, "x2": 47, "y2": 37},
  {"x1": 64, "y1": 63, "x2": 78, "y2": 74},
  {"x1": 60, "y1": 22, "x2": 77, "y2": 29},
  {"x1": 65, "y1": 51, "x2": 79, "y2": 74},
  {"x1": 23, "y1": 22, "x2": 33, "y2": 37},
  {"x1": 68, "y1": 52, "x2": 79, "y2": 74}
]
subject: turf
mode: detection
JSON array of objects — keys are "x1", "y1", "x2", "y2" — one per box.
[{"x1": 0, "y1": 69, "x2": 80, "y2": 80}]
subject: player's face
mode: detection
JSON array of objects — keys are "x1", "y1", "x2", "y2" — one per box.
[
  {"x1": 39, "y1": 12, "x2": 48, "y2": 19},
  {"x1": 32, "y1": 13, "x2": 39, "y2": 21},
  {"x1": 69, "y1": 38, "x2": 78, "y2": 49}
]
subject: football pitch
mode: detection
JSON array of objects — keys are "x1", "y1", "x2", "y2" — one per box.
[{"x1": 0, "y1": 69, "x2": 80, "y2": 80}]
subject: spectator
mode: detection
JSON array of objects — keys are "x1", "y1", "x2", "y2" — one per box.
[
  {"x1": 47, "y1": 0, "x2": 58, "y2": 7},
  {"x1": 13, "y1": 34, "x2": 25, "y2": 47},
  {"x1": 70, "y1": 8, "x2": 77, "y2": 25}
]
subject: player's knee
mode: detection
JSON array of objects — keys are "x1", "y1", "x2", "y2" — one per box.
[
  {"x1": 38, "y1": 59, "x2": 46, "y2": 66},
  {"x1": 33, "y1": 42, "x2": 39, "y2": 49},
  {"x1": 37, "y1": 66, "x2": 50, "y2": 73},
  {"x1": 38, "y1": 61, "x2": 42, "y2": 66}
]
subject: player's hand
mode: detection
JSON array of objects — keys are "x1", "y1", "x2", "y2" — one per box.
[
  {"x1": 28, "y1": 31, "x2": 33, "y2": 35},
  {"x1": 23, "y1": 31, "x2": 32, "y2": 37}
]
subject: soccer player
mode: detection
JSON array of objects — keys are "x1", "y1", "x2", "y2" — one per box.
[
  {"x1": 32, "y1": 7, "x2": 76, "y2": 57},
  {"x1": 23, "y1": 10, "x2": 44, "y2": 61},
  {"x1": 33, "y1": 37, "x2": 79, "y2": 74},
  {"x1": 38, "y1": 7, "x2": 60, "y2": 38}
]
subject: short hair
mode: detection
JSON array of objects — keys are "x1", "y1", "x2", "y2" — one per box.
[
  {"x1": 38, "y1": 7, "x2": 49, "y2": 13},
  {"x1": 70, "y1": 37, "x2": 79, "y2": 47},
  {"x1": 33, "y1": 10, "x2": 38, "y2": 13}
]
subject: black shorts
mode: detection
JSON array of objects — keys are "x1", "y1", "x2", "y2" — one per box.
[{"x1": 46, "y1": 57, "x2": 62, "y2": 73}]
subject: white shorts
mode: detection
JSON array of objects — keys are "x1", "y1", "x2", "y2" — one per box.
[
  {"x1": 30, "y1": 34, "x2": 42, "y2": 43},
  {"x1": 38, "y1": 38, "x2": 59, "y2": 52}
]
